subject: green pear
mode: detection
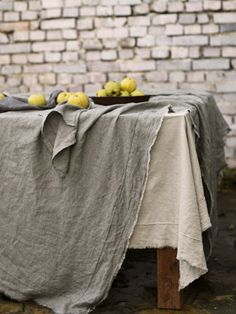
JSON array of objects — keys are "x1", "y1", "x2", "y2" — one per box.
[
  {"x1": 104, "y1": 81, "x2": 120, "y2": 96},
  {"x1": 130, "y1": 89, "x2": 144, "y2": 96},
  {"x1": 96, "y1": 89, "x2": 107, "y2": 97},
  {"x1": 120, "y1": 90, "x2": 130, "y2": 96}
]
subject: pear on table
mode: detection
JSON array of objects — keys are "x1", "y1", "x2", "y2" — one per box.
[
  {"x1": 28, "y1": 94, "x2": 47, "y2": 107},
  {"x1": 0, "y1": 93, "x2": 6, "y2": 100}
]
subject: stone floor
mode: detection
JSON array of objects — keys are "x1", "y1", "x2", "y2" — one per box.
[{"x1": 0, "y1": 185, "x2": 236, "y2": 314}]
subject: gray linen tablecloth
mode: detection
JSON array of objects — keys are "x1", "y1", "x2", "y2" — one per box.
[{"x1": 0, "y1": 91, "x2": 229, "y2": 313}]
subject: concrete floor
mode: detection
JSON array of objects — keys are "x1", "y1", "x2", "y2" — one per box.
[{"x1": 0, "y1": 185, "x2": 236, "y2": 314}]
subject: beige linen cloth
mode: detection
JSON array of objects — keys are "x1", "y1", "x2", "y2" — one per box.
[{"x1": 129, "y1": 111, "x2": 211, "y2": 289}]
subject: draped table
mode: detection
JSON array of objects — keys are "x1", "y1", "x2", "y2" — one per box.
[{"x1": 0, "y1": 92, "x2": 229, "y2": 313}]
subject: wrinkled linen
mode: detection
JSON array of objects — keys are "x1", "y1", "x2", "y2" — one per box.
[
  {"x1": 129, "y1": 112, "x2": 212, "y2": 289},
  {"x1": 0, "y1": 100, "x2": 169, "y2": 314},
  {"x1": 0, "y1": 91, "x2": 229, "y2": 313},
  {"x1": 149, "y1": 91, "x2": 230, "y2": 254}
]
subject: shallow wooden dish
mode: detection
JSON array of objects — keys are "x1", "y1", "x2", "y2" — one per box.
[{"x1": 90, "y1": 95, "x2": 152, "y2": 105}]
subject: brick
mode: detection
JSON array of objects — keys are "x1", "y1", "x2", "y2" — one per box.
[
  {"x1": 119, "y1": 49, "x2": 134, "y2": 59},
  {"x1": 97, "y1": 6, "x2": 113, "y2": 16},
  {"x1": 30, "y1": 21, "x2": 40, "y2": 30},
  {"x1": 193, "y1": 59, "x2": 230, "y2": 70},
  {"x1": 145, "y1": 71, "x2": 168, "y2": 82},
  {"x1": 79, "y1": 30, "x2": 95, "y2": 39},
  {"x1": 28, "y1": 53, "x2": 44, "y2": 63},
  {"x1": 85, "y1": 84, "x2": 101, "y2": 95},
  {"x1": 29, "y1": 1, "x2": 41, "y2": 10},
  {"x1": 41, "y1": 0, "x2": 64, "y2": 8},
  {"x1": 187, "y1": 72, "x2": 205, "y2": 82},
  {"x1": 134, "y1": 48, "x2": 150, "y2": 59},
  {"x1": 119, "y1": 60, "x2": 155, "y2": 72},
  {"x1": 30, "y1": 31, "x2": 46, "y2": 41},
  {"x1": 213, "y1": 13, "x2": 236, "y2": 24},
  {"x1": 173, "y1": 35, "x2": 208, "y2": 46},
  {"x1": 101, "y1": 0, "x2": 119, "y2": 4},
  {"x1": 97, "y1": 27, "x2": 128, "y2": 38},
  {"x1": 0, "y1": 55, "x2": 10, "y2": 64},
  {"x1": 166, "y1": 24, "x2": 183, "y2": 35},
  {"x1": 41, "y1": 19, "x2": 75, "y2": 29},
  {"x1": 142, "y1": 82, "x2": 177, "y2": 93},
  {"x1": 202, "y1": 24, "x2": 219, "y2": 33},
  {"x1": 86, "y1": 51, "x2": 101, "y2": 61},
  {"x1": 7, "y1": 76, "x2": 21, "y2": 87},
  {"x1": 62, "y1": 29, "x2": 77, "y2": 39},
  {"x1": 155, "y1": 35, "x2": 172, "y2": 46},
  {"x1": 0, "y1": 1, "x2": 13, "y2": 11},
  {"x1": 57, "y1": 73, "x2": 72, "y2": 85},
  {"x1": 168, "y1": 2, "x2": 184, "y2": 12},
  {"x1": 0, "y1": 33, "x2": 8, "y2": 43},
  {"x1": 114, "y1": 6, "x2": 131, "y2": 16},
  {"x1": 12, "y1": 54, "x2": 27, "y2": 64},
  {"x1": 83, "y1": 39, "x2": 102, "y2": 50},
  {"x1": 149, "y1": 26, "x2": 165, "y2": 35},
  {"x1": 129, "y1": 26, "x2": 147, "y2": 37},
  {"x1": 88, "y1": 72, "x2": 106, "y2": 84},
  {"x1": 184, "y1": 25, "x2": 201, "y2": 34},
  {"x1": 80, "y1": 6, "x2": 96, "y2": 16},
  {"x1": 32, "y1": 41, "x2": 65, "y2": 52},
  {"x1": 197, "y1": 13, "x2": 209, "y2": 24},
  {"x1": 133, "y1": 4, "x2": 149, "y2": 15},
  {"x1": 45, "y1": 52, "x2": 61, "y2": 63},
  {"x1": 21, "y1": 11, "x2": 39, "y2": 20},
  {"x1": 39, "y1": 73, "x2": 56, "y2": 85},
  {"x1": 222, "y1": 47, "x2": 236, "y2": 57},
  {"x1": 102, "y1": 39, "x2": 119, "y2": 49},
  {"x1": 137, "y1": 35, "x2": 155, "y2": 47},
  {"x1": 24, "y1": 64, "x2": 52, "y2": 73},
  {"x1": 14, "y1": 1, "x2": 27, "y2": 11},
  {"x1": 2, "y1": 65, "x2": 21, "y2": 74},
  {"x1": 152, "y1": 47, "x2": 169, "y2": 59},
  {"x1": 41, "y1": 9, "x2": 61, "y2": 19},
  {"x1": 220, "y1": 23, "x2": 236, "y2": 32},
  {"x1": 62, "y1": 52, "x2": 78, "y2": 62},
  {"x1": 54, "y1": 63, "x2": 86, "y2": 73},
  {"x1": 63, "y1": 7, "x2": 79, "y2": 17},
  {"x1": 4, "y1": 12, "x2": 20, "y2": 22},
  {"x1": 150, "y1": 1, "x2": 167, "y2": 13},
  {"x1": 0, "y1": 43, "x2": 30, "y2": 54},
  {"x1": 206, "y1": 71, "x2": 225, "y2": 81},
  {"x1": 152, "y1": 14, "x2": 177, "y2": 25},
  {"x1": 203, "y1": 47, "x2": 221, "y2": 57},
  {"x1": 73, "y1": 74, "x2": 89, "y2": 85},
  {"x1": 216, "y1": 80, "x2": 236, "y2": 93},
  {"x1": 120, "y1": 38, "x2": 135, "y2": 48},
  {"x1": 223, "y1": 1, "x2": 236, "y2": 10},
  {"x1": 77, "y1": 18, "x2": 93, "y2": 30},
  {"x1": 203, "y1": 1, "x2": 221, "y2": 11},
  {"x1": 47, "y1": 30, "x2": 62, "y2": 40},
  {"x1": 171, "y1": 47, "x2": 188, "y2": 59},
  {"x1": 65, "y1": 0, "x2": 82, "y2": 7},
  {"x1": 225, "y1": 71, "x2": 236, "y2": 80},
  {"x1": 186, "y1": 2, "x2": 203, "y2": 12},
  {"x1": 13, "y1": 31, "x2": 29, "y2": 42},
  {"x1": 157, "y1": 60, "x2": 191, "y2": 70},
  {"x1": 88, "y1": 61, "x2": 120, "y2": 72},
  {"x1": 128, "y1": 16, "x2": 151, "y2": 26},
  {"x1": 169, "y1": 71, "x2": 185, "y2": 82},
  {"x1": 179, "y1": 14, "x2": 196, "y2": 24},
  {"x1": 180, "y1": 82, "x2": 215, "y2": 92},
  {"x1": 94, "y1": 17, "x2": 126, "y2": 28},
  {"x1": 211, "y1": 33, "x2": 236, "y2": 46},
  {"x1": 101, "y1": 50, "x2": 117, "y2": 60}
]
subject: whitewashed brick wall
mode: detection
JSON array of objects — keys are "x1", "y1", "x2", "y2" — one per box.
[{"x1": 0, "y1": 0, "x2": 236, "y2": 167}]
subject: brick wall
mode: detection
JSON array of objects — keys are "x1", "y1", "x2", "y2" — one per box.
[{"x1": 0, "y1": 0, "x2": 236, "y2": 167}]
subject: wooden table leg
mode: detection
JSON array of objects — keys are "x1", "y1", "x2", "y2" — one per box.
[{"x1": 157, "y1": 248, "x2": 183, "y2": 310}]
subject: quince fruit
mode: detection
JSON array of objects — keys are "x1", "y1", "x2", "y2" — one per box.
[
  {"x1": 104, "y1": 81, "x2": 120, "y2": 96},
  {"x1": 57, "y1": 91, "x2": 71, "y2": 104},
  {"x1": 0, "y1": 93, "x2": 6, "y2": 100},
  {"x1": 120, "y1": 77, "x2": 136, "y2": 93},
  {"x1": 28, "y1": 94, "x2": 46, "y2": 107},
  {"x1": 120, "y1": 90, "x2": 130, "y2": 96},
  {"x1": 130, "y1": 89, "x2": 144, "y2": 96},
  {"x1": 96, "y1": 89, "x2": 107, "y2": 97},
  {"x1": 68, "y1": 92, "x2": 89, "y2": 109}
]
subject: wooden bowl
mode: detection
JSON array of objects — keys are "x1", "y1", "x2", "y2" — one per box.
[{"x1": 90, "y1": 95, "x2": 152, "y2": 106}]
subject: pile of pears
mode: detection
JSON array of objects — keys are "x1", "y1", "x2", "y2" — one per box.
[
  {"x1": 27, "y1": 91, "x2": 89, "y2": 109},
  {"x1": 96, "y1": 77, "x2": 144, "y2": 97}
]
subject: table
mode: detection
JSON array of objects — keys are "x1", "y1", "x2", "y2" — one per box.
[{"x1": 0, "y1": 98, "x2": 226, "y2": 314}]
